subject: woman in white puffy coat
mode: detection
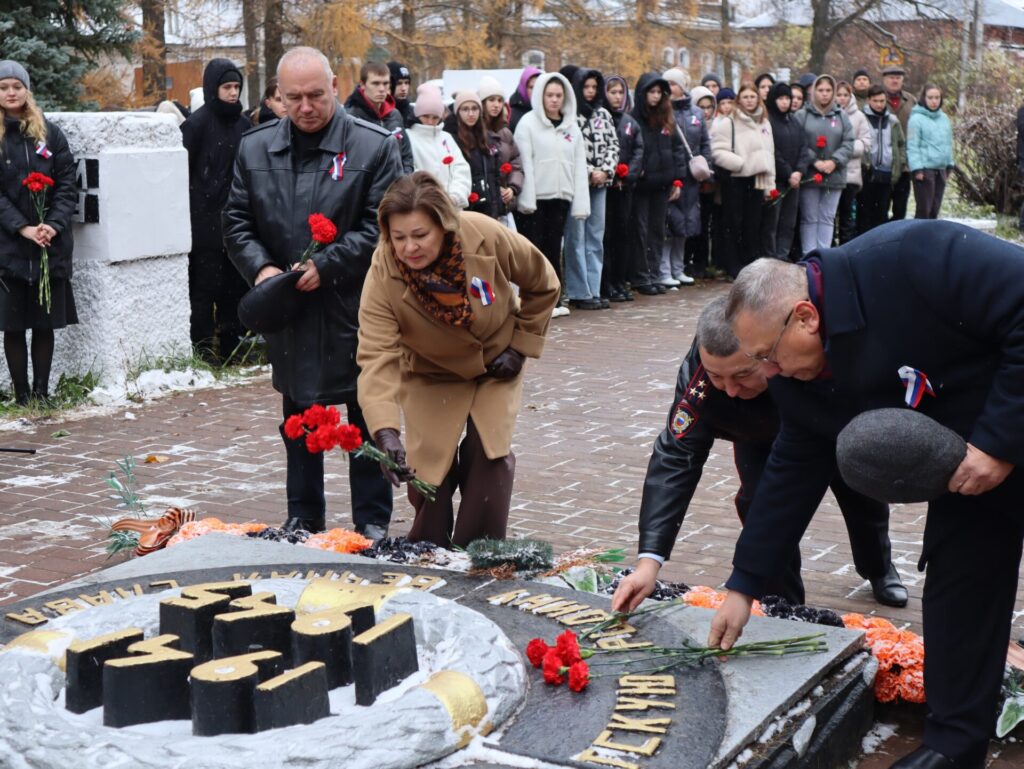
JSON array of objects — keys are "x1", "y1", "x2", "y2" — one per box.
[
  {"x1": 835, "y1": 80, "x2": 871, "y2": 244},
  {"x1": 513, "y1": 71, "x2": 590, "y2": 311},
  {"x1": 406, "y1": 84, "x2": 472, "y2": 209},
  {"x1": 711, "y1": 81, "x2": 775, "y2": 278}
]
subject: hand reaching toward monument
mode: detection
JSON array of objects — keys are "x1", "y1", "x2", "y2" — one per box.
[
  {"x1": 948, "y1": 442, "x2": 1013, "y2": 495},
  {"x1": 611, "y1": 559, "x2": 660, "y2": 613},
  {"x1": 707, "y1": 591, "x2": 754, "y2": 650},
  {"x1": 373, "y1": 428, "x2": 415, "y2": 487}
]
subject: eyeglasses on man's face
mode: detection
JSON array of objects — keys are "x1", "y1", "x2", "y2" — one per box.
[{"x1": 748, "y1": 309, "x2": 794, "y2": 364}]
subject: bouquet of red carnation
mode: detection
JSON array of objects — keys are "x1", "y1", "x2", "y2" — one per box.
[
  {"x1": 21, "y1": 172, "x2": 55, "y2": 312},
  {"x1": 526, "y1": 630, "x2": 592, "y2": 692},
  {"x1": 284, "y1": 405, "x2": 437, "y2": 501},
  {"x1": 765, "y1": 187, "x2": 788, "y2": 206},
  {"x1": 672, "y1": 179, "x2": 683, "y2": 189},
  {"x1": 300, "y1": 213, "x2": 338, "y2": 264}
]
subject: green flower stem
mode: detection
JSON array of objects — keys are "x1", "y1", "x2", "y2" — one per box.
[
  {"x1": 578, "y1": 598, "x2": 683, "y2": 641},
  {"x1": 353, "y1": 443, "x2": 437, "y2": 502}
]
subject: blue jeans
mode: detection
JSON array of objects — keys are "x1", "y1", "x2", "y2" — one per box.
[
  {"x1": 799, "y1": 186, "x2": 842, "y2": 255},
  {"x1": 563, "y1": 187, "x2": 607, "y2": 300}
]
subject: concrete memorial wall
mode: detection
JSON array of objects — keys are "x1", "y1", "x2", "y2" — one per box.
[{"x1": 1, "y1": 112, "x2": 192, "y2": 391}]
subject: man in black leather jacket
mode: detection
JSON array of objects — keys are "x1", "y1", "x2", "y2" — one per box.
[
  {"x1": 612, "y1": 297, "x2": 906, "y2": 612},
  {"x1": 223, "y1": 46, "x2": 403, "y2": 540}
]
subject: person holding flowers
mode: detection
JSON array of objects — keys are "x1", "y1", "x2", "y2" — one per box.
[
  {"x1": 449, "y1": 91, "x2": 503, "y2": 220},
  {"x1": 602, "y1": 74, "x2": 644, "y2": 302},
  {"x1": 0, "y1": 60, "x2": 78, "y2": 405},
  {"x1": 478, "y1": 76, "x2": 524, "y2": 225},
  {"x1": 795, "y1": 74, "x2": 854, "y2": 254},
  {"x1": 224, "y1": 47, "x2": 403, "y2": 540},
  {"x1": 356, "y1": 171, "x2": 559, "y2": 548},
  {"x1": 407, "y1": 84, "x2": 472, "y2": 209},
  {"x1": 763, "y1": 82, "x2": 805, "y2": 260}
]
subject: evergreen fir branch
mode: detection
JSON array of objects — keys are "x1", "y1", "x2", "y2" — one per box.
[{"x1": 467, "y1": 538, "x2": 554, "y2": 572}]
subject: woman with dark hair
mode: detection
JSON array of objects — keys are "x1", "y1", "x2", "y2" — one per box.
[
  {"x1": 711, "y1": 82, "x2": 775, "y2": 277},
  {"x1": 357, "y1": 171, "x2": 559, "y2": 547},
  {"x1": 451, "y1": 91, "x2": 502, "y2": 220},
  {"x1": 907, "y1": 83, "x2": 954, "y2": 220},
  {"x1": 754, "y1": 73, "x2": 775, "y2": 104},
  {"x1": 478, "y1": 76, "x2": 524, "y2": 221},
  {"x1": 789, "y1": 83, "x2": 805, "y2": 113},
  {"x1": 763, "y1": 82, "x2": 805, "y2": 260},
  {"x1": 603, "y1": 75, "x2": 643, "y2": 301},
  {"x1": 835, "y1": 80, "x2": 871, "y2": 243},
  {"x1": 629, "y1": 72, "x2": 686, "y2": 295},
  {"x1": 0, "y1": 60, "x2": 78, "y2": 405},
  {"x1": 251, "y1": 77, "x2": 285, "y2": 125}
]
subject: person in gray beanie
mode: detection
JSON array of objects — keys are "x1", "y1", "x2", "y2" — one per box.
[
  {"x1": 701, "y1": 72, "x2": 722, "y2": 96},
  {"x1": 0, "y1": 60, "x2": 79, "y2": 405}
]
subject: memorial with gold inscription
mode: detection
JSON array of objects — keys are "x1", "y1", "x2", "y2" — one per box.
[{"x1": 0, "y1": 534, "x2": 878, "y2": 768}]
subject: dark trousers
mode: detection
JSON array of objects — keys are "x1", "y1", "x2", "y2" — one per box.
[
  {"x1": 913, "y1": 169, "x2": 947, "y2": 219},
  {"x1": 518, "y1": 199, "x2": 569, "y2": 289},
  {"x1": 734, "y1": 441, "x2": 893, "y2": 605},
  {"x1": 407, "y1": 418, "x2": 514, "y2": 548},
  {"x1": 189, "y1": 248, "x2": 248, "y2": 361},
  {"x1": 280, "y1": 394, "x2": 392, "y2": 528},
  {"x1": 718, "y1": 176, "x2": 764, "y2": 278},
  {"x1": 890, "y1": 170, "x2": 911, "y2": 220},
  {"x1": 856, "y1": 182, "x2": 893, "y2": 235},
  {"x1": 631, "y1": 187, "x2": 669, "y2": 287},
  {"x1": 602, "y1": 185, "x2": 634, "y2": 294},
  {"x1": 686, "y1": 189, "x2": 715, "y2": 275},
  {"x1": 836, "y1": 183, "x2": 860, "y2": 244},
  {"x1": 920, "y1": 490, "x2": 1024, "y2": 767}
]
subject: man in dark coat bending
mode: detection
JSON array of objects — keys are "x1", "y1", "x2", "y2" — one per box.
[
  {"x1": 712, "y1": 220, "x2": 1024, "y2": 769},
  {"x1": 223, "y1": 46, "x2": 403, "y2": 539},
  {"x1": 612, "y1": 297, "x2": 905, "y2": 612}
]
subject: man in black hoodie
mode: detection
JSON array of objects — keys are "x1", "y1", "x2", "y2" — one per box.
[
  {"x1": 387, "y1": 60, "x2": 417, "y2": 127},
  {"x1": 344, "y1": 61, "x2": 414, "y2": 173},
  {"x1": 181, "y1": 58, "x2": 253, "y2": 363}
]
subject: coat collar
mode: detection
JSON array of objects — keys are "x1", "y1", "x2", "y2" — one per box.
[
  {"x1": 820, "y1": 249, "x2": 865, "y2": 337},
  {"x1": 267, "y1": 103, "x2": 349, "y2": 154}
]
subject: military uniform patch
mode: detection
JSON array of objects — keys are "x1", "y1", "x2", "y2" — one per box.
[{"x1": 670, "y1": 401, "x2": 697, "y2": 439}]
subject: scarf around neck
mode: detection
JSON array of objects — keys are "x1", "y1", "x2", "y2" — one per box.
[{"x1": 395, "y1": 235, "x2": 474, "y2": 328}]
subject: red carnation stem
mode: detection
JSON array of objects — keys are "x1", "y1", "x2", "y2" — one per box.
[{"x1": 23, "y1": 176, "x2": 54, "y2": 312}]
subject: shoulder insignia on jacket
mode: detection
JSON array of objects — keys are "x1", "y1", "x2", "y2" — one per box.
[
  {"x1": 350, "y1": 117, "x2": 393, "y2": 138},
  {"x1": 670, "y1": 401, "x2": 698, "y2": 439}
]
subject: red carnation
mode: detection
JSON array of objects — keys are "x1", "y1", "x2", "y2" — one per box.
[
  {"x1": 442, "y1": 155, "x2": 454, "y2": 165},
  {"x1": 283, "y1": 414, "x2": 306, "y2": 440},
  {"x1": 542, "y1": 651, "x2": 566, "y2": 685},
  {"x1": 555, "y1": 630, "x2": 582, "y2": 665},
  {"x1": 615, "y1": 163, "x2": 629, "y2": 178},
  {"x1": 672, "y1": 179, "x2": 683, "y2": 188},
  {"x1": 568, "y1": 661, "x2": 590, "y2": 692},
  {"x1": 308, "y1": 213, "x2": 337, "y2": 245},
  {"x1": 305, "y1": 404, "x2": 328, "y2": 427},
  {"x1": 815, "y1": 135, "x2": 827, "y2": 149},
  {"x1": 469, "y1": 192, "x2": 480, "y2": 203},
  {"x1": 769, "y1": 189, "x2": 780, "y2": 200},
  {"x1": 500, "y1": 162, "x2": 513, "y2": 175},
  {"x1": 305, "y1": 431, "x2": 326, "y2": 454},
  {"x1": 813, "y1": 173, "x2": 824, "y2": 184},
  {"x1": 21, "y1": 172, "x2": 55, "y2": 194},
  {"x1": 323, "y1": 405, "x2": 342, "y2": 426},
  {"x1": 335, "y1": 423, "x2": 363, "y2": 453},
  {"x1": 526, "y1": 638, "x2": 550, "y2": 668}
]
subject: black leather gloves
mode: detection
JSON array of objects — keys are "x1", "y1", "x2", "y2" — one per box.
[
  {"x1": 485, "y1": 347, "x2": 525, "y2": 379},
  {"x1": 373, "y1": 428, "x2": 415, "y2": 487}
]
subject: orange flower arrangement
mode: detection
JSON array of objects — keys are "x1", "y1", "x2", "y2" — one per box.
[
  {"x1": 843, "y1": 613, "x2": 925, "y2": 703},
  {"x1": 166, "y1": 517, "x2": 373, "y2": 555},
  {"x1": 682, "y1": 585, "x2": 765, "y2": 617}
]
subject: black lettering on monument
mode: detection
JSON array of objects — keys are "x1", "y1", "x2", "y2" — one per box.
[
  {"x1": 253, "y1": 662, "x2": 331, "y2": 731},
  {"x1": 65, "y1": 628, "x2": 144, "y2": 713},
  {"x1": 102, "y1": 634, "x2": 194, "y2": 727},
  {"x1": 160, "y1": 581, "x2": 253, "y2": 664},
  {"x1": 190, "y1": 650, "x2": 283, "y2": 736},
  {"x1": 212, "y1": 592, "x2": 295, "y2": 665},
  {"x1": 291, "y1": 608, "x2": 355, "y2": 688},
  {"x1": 351, "y1": 613, "x2": 418, "y2": 706}
]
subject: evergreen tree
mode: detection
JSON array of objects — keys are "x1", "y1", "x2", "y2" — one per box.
[{"x1": 0, "y1": 0, "x2": 136, "y2": 110}]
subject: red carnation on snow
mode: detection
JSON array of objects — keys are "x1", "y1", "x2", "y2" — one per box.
[
  {"x1": 442, "y1": 155, "x2": 454, "y2": 165},
  {"x1": 815, "y1": 135, "x2": 827, "y2": 149},
  {"x1": 615, "y1": 163, "x2": 629, "y2": 178},
  {"x1": 568, "y1": 661, "x2": 590, "y2": 692},
  {"x1": 526, "y1": 638, "x2": 550, "y2": 668}
]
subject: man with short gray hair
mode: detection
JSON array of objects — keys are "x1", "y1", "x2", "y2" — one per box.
[
  {"x1": 224, "y1": 46, "x2": 403, "y2": 540},
  {"x1": 713, "y1": 221, "x2": 1024, "y2": 769},
  {"x1": 611, "y1": 296, "x2": 902, "y2": 613}
]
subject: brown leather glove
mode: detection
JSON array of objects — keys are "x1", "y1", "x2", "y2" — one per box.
[
  {"x1": 373, "y1": 428, "x2": 415, "y2": 487},
  {"x1": 485, "y1": 347, "x2": 525, "y2": 379}
]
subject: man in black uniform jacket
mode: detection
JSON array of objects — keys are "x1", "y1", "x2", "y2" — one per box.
[
  {"x1": 613, "y1": 297, "x2": 905, "y2": 612},
  {"x1": 712, "y1": 220, "x2": 1024, "y2": 769}
]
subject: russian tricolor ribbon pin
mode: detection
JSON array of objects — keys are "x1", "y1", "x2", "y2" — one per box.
[
  {"x1": 35, "y1": 141, "x2": 52, "y2": 159},
  {"x1": 469, "y1": 276, "x2": 494, "y2": 306},
  {"x1": 330, "y1": 152, "x2": 347, "y2": 181},
  {"x1": 898, "y1": 365, "x2": 935, "y2": 409}
]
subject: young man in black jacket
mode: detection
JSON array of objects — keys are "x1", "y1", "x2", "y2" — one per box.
[
  {"x1": 612, "y1": 297, "x2": 906, "y2": 612},
  {"x1": 343, "y1": 61, "x2": 414, "y2": 174}
]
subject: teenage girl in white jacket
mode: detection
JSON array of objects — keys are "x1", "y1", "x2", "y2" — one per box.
[{"x1": 406, "y1": 84, "x2": 472, "y2": 209}]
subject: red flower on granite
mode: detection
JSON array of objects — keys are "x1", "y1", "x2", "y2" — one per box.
[
  {"x1": 615, "y1": 163, "x2": 629, "y2": 178},
  {"x1": 526, "y1": 638, "x2": 550, "y2": 668},
  {"x1": 568, "y1": 661, "x2": 590, "y2": 692},
  {"x1": 555, "y1": 630, "x2": 583, "y2": 665},
  {"x1": 542, "y1": 651, "x2": 566, "y2": 685},
  {"x1": 815, "y1": 135, "x2": 827, "y2": 149}
]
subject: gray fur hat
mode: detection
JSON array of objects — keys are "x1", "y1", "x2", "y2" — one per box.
[
  {"x1": 0, "y1": 61, "x2": 30, "y2": 90},
  {"x1": 837, "y1": 409, "x2": 967, "y2": 503}
]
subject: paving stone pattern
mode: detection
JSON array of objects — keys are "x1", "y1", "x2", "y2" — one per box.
[{"x1": 1, "y1": 283, "x2": 1023, "y2": 767}]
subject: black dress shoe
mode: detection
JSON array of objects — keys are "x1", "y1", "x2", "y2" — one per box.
[
  {"x1": 870, "y1": 562, "x2": 909, "y2": 608},
  {"x1": 635, "y1": 284, "x2": 659, "y2": 296},
  {"x1": 356, "y1": 523, "x2": 388, "y2": 542},
  {"x1": 569, "y1": 298, "x2": 603, "y2": 310},
  {"x1": 889, "y1": 746, "x2": 958, "y2": 769},
  {"x1": 282, "y1": 517, "x2": 325, "y2": 534},
  {"x1": 609, "y1": 290, "x2": 628, "y2": 303},
  {"x1": 598, "y1": 298, "x2": 610, "y2": 309},
  {"x1": 654, "y1": 283, "x2": 667, "y2": 293}
]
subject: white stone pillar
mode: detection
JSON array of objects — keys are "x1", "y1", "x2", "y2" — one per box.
[{"x1": 9, "y1": 112, "x2": 193, "y2": 393}]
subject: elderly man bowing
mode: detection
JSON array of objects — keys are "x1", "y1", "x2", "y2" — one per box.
[
  {"x1": 711, "y1": 220, "x2": 1024, "y2": 769},
  {"x1": 224, "y1": 47, "x2": 403, "y2": 540}
]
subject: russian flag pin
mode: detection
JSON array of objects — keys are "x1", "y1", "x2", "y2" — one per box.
[
  {"x1": 898, "y1": 365, "x2": 936, "y2": 409},
  {"x1": 35, "y1": 141, "x2": 52, "y2": 159},
  {"x1": 469, "y1": 276, "x2": 494, "y2": 306},
  {"x1": 330, "y1": 152, "x2": 347, "y2": 181}
]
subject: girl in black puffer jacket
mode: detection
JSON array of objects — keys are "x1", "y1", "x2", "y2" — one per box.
[
  {"x1": 603, "y1": 75, "x2": 644, "y2": 301},
  {"x1": 0, "y1": 60, "x2": 78, "y2": 404},
  {"x1": 763, "y1": 82, "x2": 806, "y2": 260},
  {"x1": 630, "y1": 72, "x2": 687, "y2": 295}
]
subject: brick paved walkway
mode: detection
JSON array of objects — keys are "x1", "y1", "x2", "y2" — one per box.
[{"x1": 1, "y1": 282, "x2": 1023, "y2": 765}]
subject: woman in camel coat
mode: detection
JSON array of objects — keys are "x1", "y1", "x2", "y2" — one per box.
[{"x1": 358, "y1": 171, "x2": 560, "y2": 548}]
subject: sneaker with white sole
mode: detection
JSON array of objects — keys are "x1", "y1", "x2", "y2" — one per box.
[
  {"x1": 674, "y1": 273, "x2": 695, "y2": 285},
  {"x1": 551, "y1": 305, "x2": 571, "y2": 318},
  {"x1": 657, "y1": 276, "x2": 681, "y2": 287}
]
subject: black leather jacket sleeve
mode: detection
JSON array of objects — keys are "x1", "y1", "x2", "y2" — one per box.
[{"x1": 637, "y1": 349, "x2": 716, "y2": 560}]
